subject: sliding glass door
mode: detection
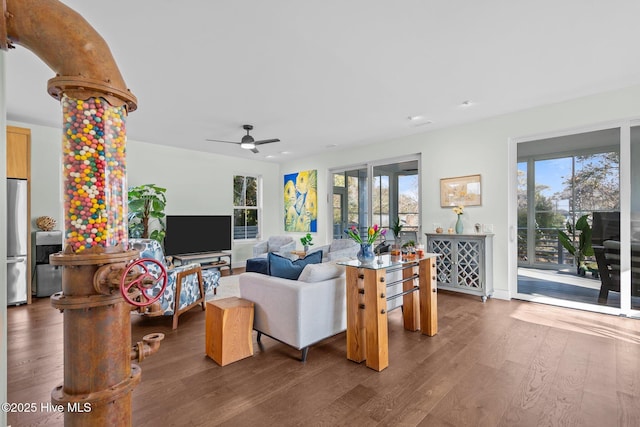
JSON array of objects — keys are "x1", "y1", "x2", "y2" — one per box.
[
  {"x1": 631, "y1": 125, "x2": 640, "y2": 310},
  {"x1": 513, "y1": 124, "x2": 638, "y2": 316},
  {"x1": 331, "y1": 156, "x2": 420, "y2": 244},
  {"x1": 332, "y1": 167, "x2": 367, "y2": 240}
]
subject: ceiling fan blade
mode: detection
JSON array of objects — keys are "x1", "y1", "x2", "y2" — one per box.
[
  {"x1": 253, "y1": 138, "x2": 280, "y2": 145},
  {"x1": 251, "y1": 148, "x2": 260, "y2": 154},
  {"x1": 206, "y1": 139, "x2": 240, "y2": 145}
]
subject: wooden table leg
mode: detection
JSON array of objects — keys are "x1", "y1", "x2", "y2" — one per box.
[
  {"x1": 419, "y1": 258, "x2": 438, "y2": 336},
  {"x1": 402, "y1": 263, "x2": 420, "y2": 331},
  {"x1": 364, "y1": 268, "x2": 388, "y2": 371},
  {"x1": 346, "y1": 266, "x2": 365, "y2": 362}
]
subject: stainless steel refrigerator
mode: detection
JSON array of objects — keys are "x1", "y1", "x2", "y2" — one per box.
[{"x1": 7, "y1": 178, "x2": 28, "y2": 305}]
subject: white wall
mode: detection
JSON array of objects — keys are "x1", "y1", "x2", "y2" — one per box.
[
  {"x1": 282, "y1": 84, "x2": 640, "y2": 299},
  {"x1": 9, "y1": 121, "x2": 282, "y2": 268},
  {"x1": 126, "y1": 139, "x2": 281, "y2": 263}
]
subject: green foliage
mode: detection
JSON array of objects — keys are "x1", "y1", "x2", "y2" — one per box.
[
  {"x1": 391, "y1": 217, "x2": 403, "y2": 237},
  {"x1": 557, "y1": 214, "x2": 593, "y2": 268},
  {"x1": 300, "y1": 233, "x2": 314, "y2": 247},
  {"x1": 128, "y1": 184, "x2": 167, "y2": 243}
]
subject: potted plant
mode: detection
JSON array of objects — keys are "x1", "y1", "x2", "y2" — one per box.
[
  {"x1": 391, "y1": 217, "x2": 403, "y2": 242},
  {"x1": 557, "y1": 213, "x2": 594, "y2": 276},
  {"x1": 300, "y1": 232, "x2": 314, "y2": 252},
  {"x1": 128, "y1": 184, "x2": 167, "y2": 243}
]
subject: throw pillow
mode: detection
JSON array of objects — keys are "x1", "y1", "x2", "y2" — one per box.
[
  {"x1": 268, "y1": 251, "x2": 322, "y2": 280},
  {"x1": 298, "y1": 262, "x2": 345, "y2": 283},
  {"x1": 245, "y1": 257, "x2": 270, "y2": 275}
]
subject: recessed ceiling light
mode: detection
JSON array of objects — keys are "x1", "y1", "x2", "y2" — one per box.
[
  {"x1": 460, "y1": 100, "x2": 473, "y2": 107},
  {"x1": 279, "y1": 151, "x2": 290, "y2": 155},
  {"x1": 408, "y1": 115, "x2": 424, "y2": 121},
  {"x1": 265, "y1": 155, "x2": 274, "y2": 159}
]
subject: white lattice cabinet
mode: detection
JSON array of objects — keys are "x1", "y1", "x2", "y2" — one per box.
[{"x1": 425, "y1": 233, "x2": 494, "y2": 301}]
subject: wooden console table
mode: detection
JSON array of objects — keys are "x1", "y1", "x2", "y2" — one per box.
[
  {"x1": 172, "y1": 251, "x2": 233, "y2": 274},
  {"x1": 338, "y1": 253, "x2": 439, "y2": 372}
]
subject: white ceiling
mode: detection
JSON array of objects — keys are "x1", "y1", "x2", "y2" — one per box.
[{"x1": 5, "y1": 0, "x2": 640, "y2": 162}]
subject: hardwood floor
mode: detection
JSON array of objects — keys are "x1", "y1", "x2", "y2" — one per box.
[{"x1": 7, "y1": 287, "x2": 640, "y2": 426}]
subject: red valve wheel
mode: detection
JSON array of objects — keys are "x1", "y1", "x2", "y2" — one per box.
[{"x1": 120, "y1": 258, "x2": 168, "y2": 307}]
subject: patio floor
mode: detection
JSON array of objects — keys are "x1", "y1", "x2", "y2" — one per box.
[{"x1": 517, "y1": 267, "x2": 640, "y2": 310}]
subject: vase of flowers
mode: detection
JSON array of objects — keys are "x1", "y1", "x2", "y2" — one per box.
[
  {"x1": 453, "y1": 205, "x2": 464, "y2": 234},
  {"x1": 357, "y1": 243, "x2": 375, "y2": 263},
  {"x1": 345, "y1": 224, "x2": 386, "y2": 264}
]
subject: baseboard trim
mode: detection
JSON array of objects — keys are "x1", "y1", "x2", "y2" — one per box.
[{"x1": 492, "y1": 289, "x2": 511, "y2": 300}]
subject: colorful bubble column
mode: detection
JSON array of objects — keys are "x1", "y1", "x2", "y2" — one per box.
[{"x1": 62, "y1": 95, "x2": 128, "y2": 253}]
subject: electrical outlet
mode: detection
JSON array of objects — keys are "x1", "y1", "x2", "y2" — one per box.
[{"x1": 482, "y1": 224, "x2": 494, "y2": 233}]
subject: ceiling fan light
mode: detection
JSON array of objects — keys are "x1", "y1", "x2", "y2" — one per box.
[{"x1": 240, "y1": 142, "x2": 255, "y2": 150}]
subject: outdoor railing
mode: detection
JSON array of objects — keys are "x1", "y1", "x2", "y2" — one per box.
[{"x1": 518, "y1": 227, "x2": 578, "y2": 267}]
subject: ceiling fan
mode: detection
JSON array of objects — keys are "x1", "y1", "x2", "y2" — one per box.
[{"x1": 206, "y1": 124, "x2": 280, "y2": 153}]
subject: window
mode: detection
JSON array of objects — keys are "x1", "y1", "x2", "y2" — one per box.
[
  {"x1": 373, "y1": 174, "x2": 390, "y2": 229},
  {"x1": 332, "y1": 156, "x2": 420, "y2": 242},
  {"x1": 233, "y1": 175, "x2": 260, "y2": 240}
]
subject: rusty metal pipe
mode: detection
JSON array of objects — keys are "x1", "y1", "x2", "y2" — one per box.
[
  {"x1": 131, "y1": 333, "x2": 165, "y2": 363},
  {"x1": 1, "y1": 0, "x2": 137, "y2": 111},
  {"x1": 1, "y1": 1, "x2": 151, "y2": 426}
]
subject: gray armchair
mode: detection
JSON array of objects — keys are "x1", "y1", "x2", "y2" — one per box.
[
  {"x1": 253, "y1": 235, "x2": 296, "y2": 258},
  {"x1": 308, "y1": 239, "x2": 359, "y2": 262}
]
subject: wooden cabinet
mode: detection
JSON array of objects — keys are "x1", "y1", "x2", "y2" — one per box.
[
  {"x1": 6, "y1": 126, "x2": 32, "y2": 303},
  {"x1": 425, "y1": 233, "x2": 494, "y2": 301},
  {"x1": 7, "y1": 126, "x2": 31, "y2": 179}
]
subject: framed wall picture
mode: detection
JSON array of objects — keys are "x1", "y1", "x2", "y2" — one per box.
[
  {"x1": 284, "y1": 169, "x2": 317, "y2": 232},
  {"x1": 440, "y1": 174, "x2": 482, "y2": 207}
]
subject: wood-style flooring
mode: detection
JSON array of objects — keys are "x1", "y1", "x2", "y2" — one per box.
[{"x1": 7, "y1": 280, "x2": 640, "y2": 426}]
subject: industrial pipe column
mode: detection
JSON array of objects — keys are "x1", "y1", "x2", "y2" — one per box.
[{"x1": 1, "y1": 1, "x2": 159, "y2": 425}]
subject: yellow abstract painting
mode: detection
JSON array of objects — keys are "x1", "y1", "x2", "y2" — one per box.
[{"x1": 284, "y1": 169, "x2": 317, "y2": 232}]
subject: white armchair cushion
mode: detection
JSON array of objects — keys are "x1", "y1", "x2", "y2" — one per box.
[
  {"x1": 327, "y1": 239, "x2": 359, "y2": 261},
  {"x1": 330, "y1": 239, "x2": 358, "y2": 252},
  {"x1": 252, "y1": 235, "x2": 296, "y2": 258},
  {"x1": 298, "y1": 262, "x2": 345, "y2": 283},
  {"x1": 308, "y1": 239, "x2": 359, "y2": 262},
  {"x1": 268, "y1": 235, "x2": 295, "y2": 252},
  {"x1": 307, "y1": 244, "x2": 330, "y2": 260},
  {"x1": 252, "y1": 241, "x2": 269, "y2": 257}
]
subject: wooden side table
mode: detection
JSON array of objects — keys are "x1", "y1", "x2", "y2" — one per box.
[
  {"x1": 338, "y1": 254, "x2": 439, "y2": 372},
  {"x1": 290, "y1": 250, "x2": 307, "y2": 258},
  {"x1": 205, "y1": 297, "x2": 254, "y2": 366}
]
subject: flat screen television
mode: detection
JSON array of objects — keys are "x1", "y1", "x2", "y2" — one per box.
[{"x1": 164, "y1": 215, "x2": 232, "y2": 255}]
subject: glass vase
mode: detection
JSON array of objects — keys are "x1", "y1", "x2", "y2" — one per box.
[
  {"x1": 455, "y1": 215, "x2": 464, "y2": 234},
  {"x1": 357, "y1": 243, "x2": 375, "y2": 264}
]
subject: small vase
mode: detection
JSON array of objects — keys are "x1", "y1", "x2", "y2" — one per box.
[
  {"x1": 357, "y1": 243, "x2": 375, "y2": 264},
  {"x1": 455, "y1": 215, "x2": 463, "y2": 234}
]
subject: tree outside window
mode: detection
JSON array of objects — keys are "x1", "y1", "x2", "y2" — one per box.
[{"x1": 233, "y1": 175, "x2": 259, "y2": 239}]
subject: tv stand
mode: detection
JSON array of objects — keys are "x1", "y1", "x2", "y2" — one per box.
[{"x1": 172, "y1": 251, "x2": 232, "y2": 274}]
